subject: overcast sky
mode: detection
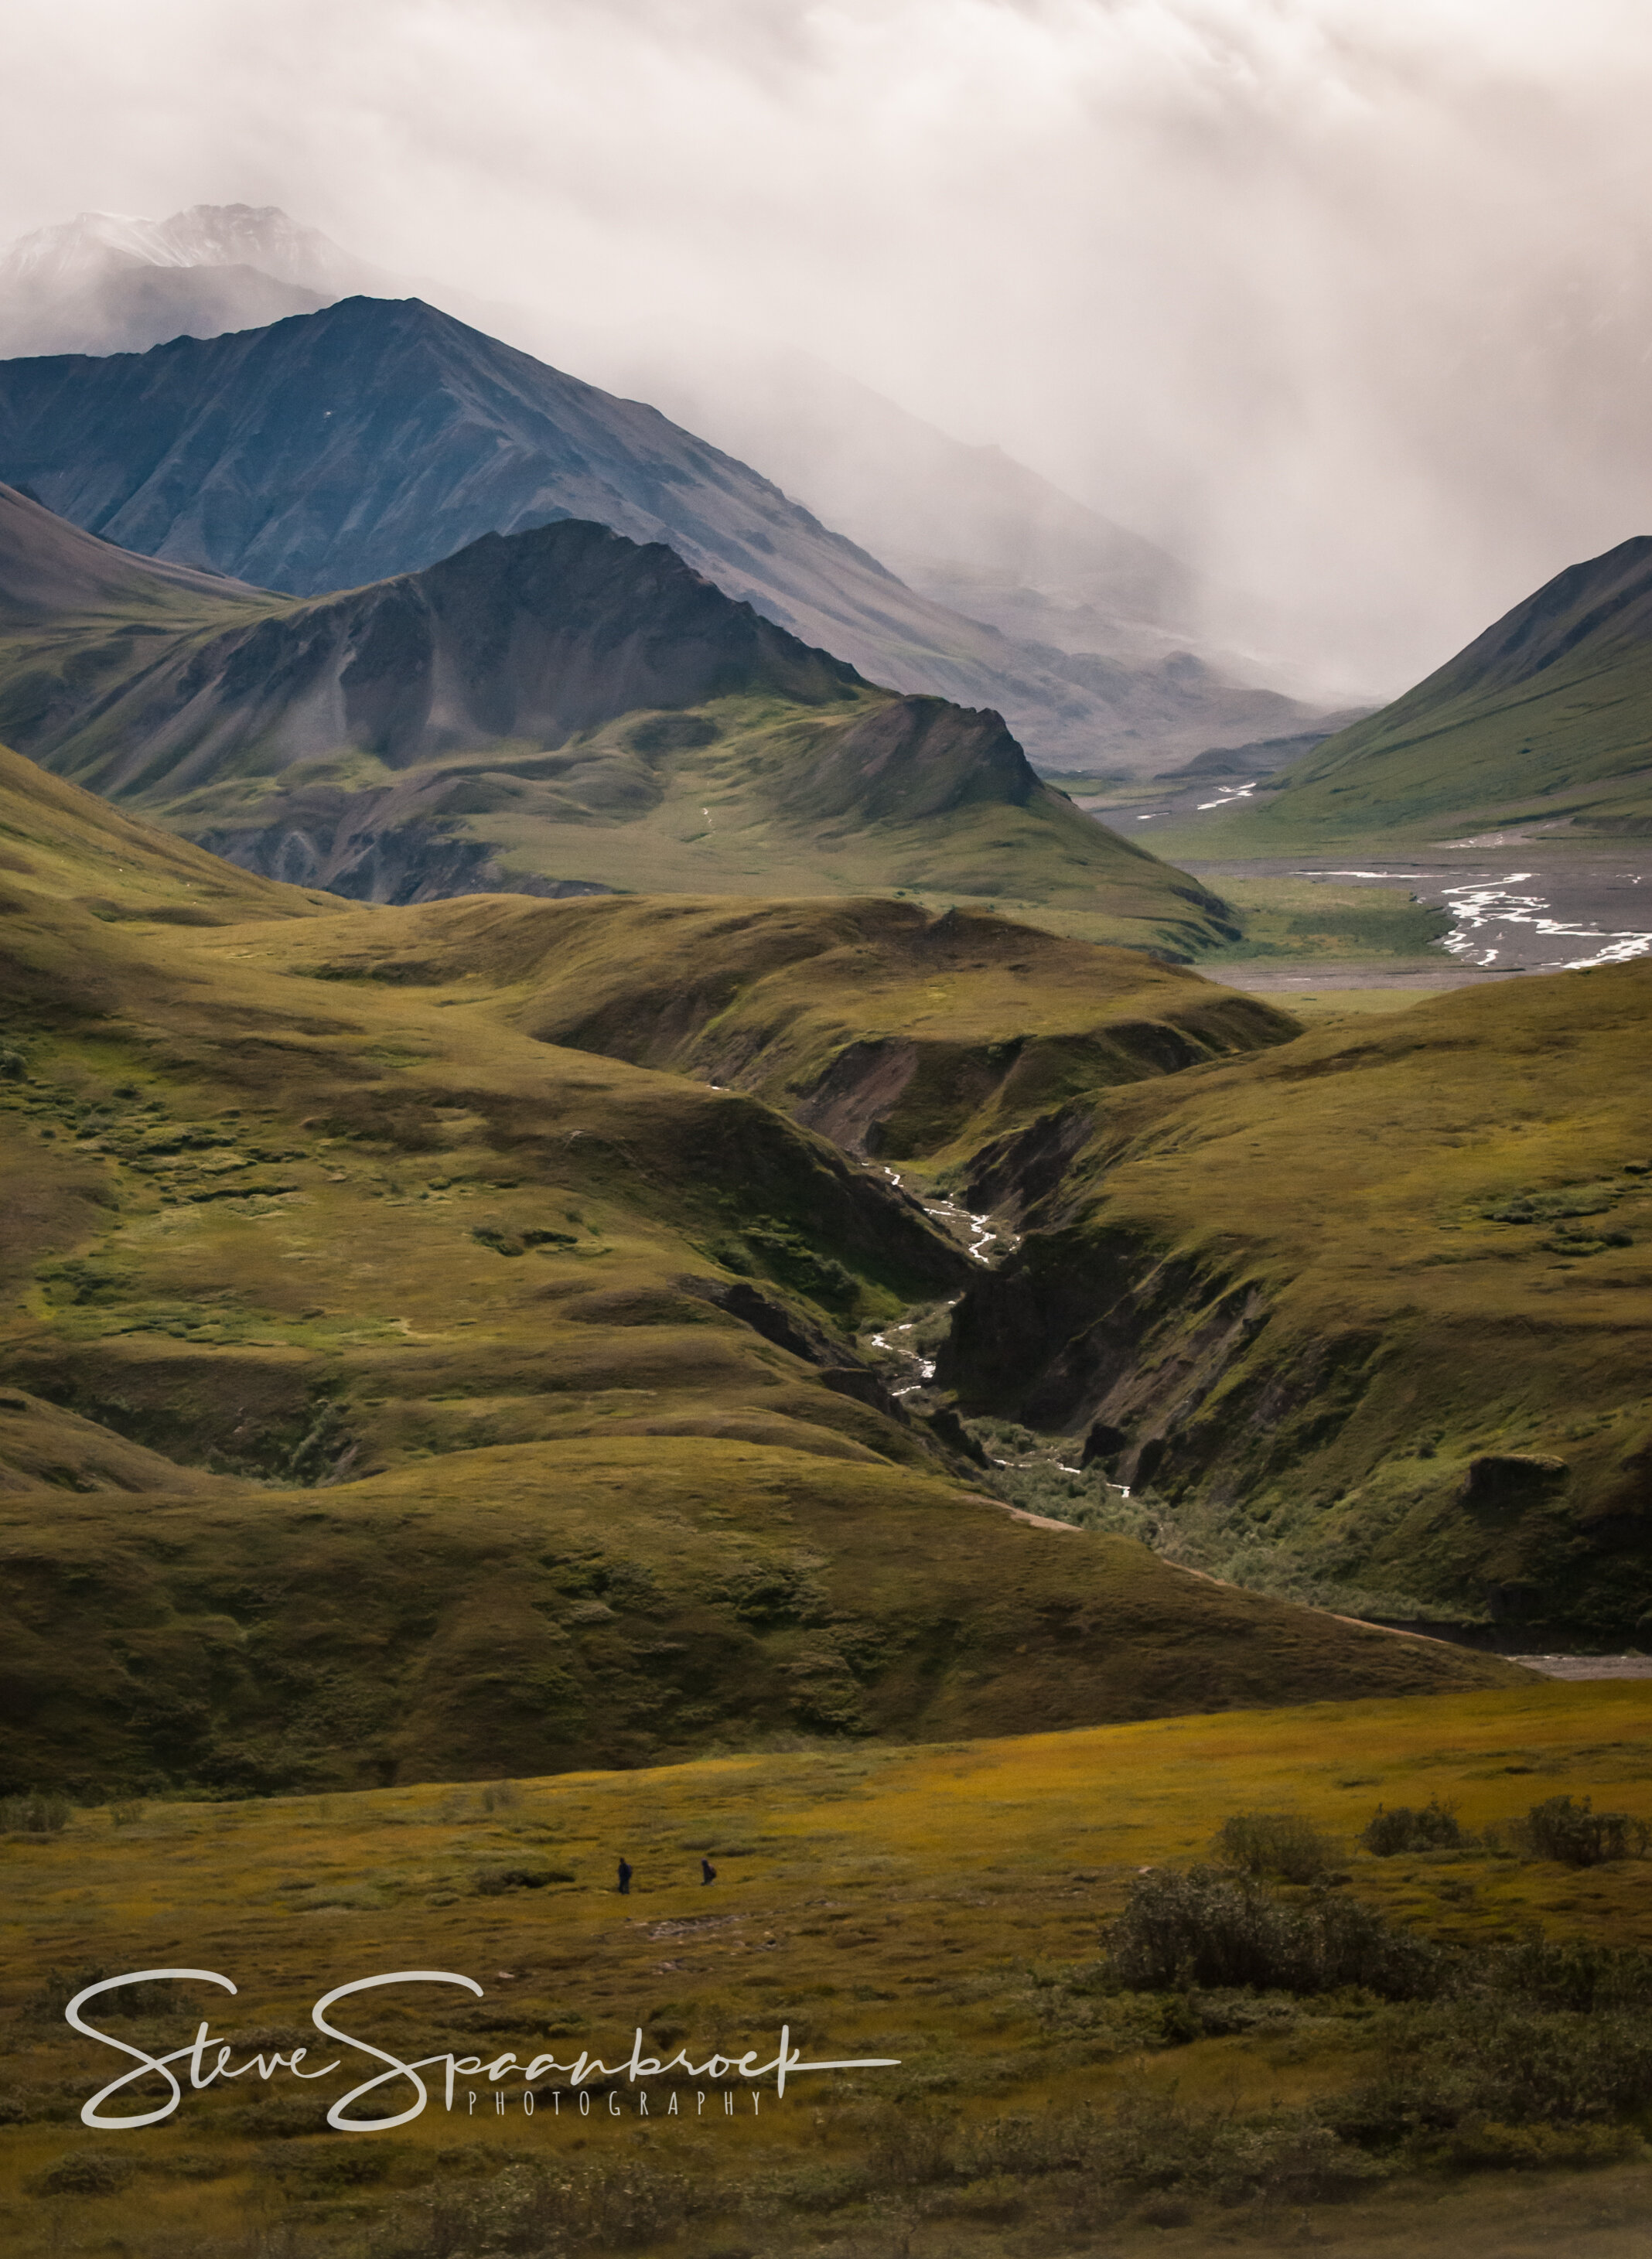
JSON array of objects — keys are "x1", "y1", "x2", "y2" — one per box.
[{"x1": 6, "y1": 0, "x2": 1652, "y2": 692}]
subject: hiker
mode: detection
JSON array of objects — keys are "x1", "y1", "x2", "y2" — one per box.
[
  {"x1": 617, "y1": 1856, "x2": 633, "y2": 1896},
  {"x1": 701, "y1": 1857, "x2": 717, "y2": 1885}
]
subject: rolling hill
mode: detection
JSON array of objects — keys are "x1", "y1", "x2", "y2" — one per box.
[
  {"x1": 0, "y1": 484, "x2": 1238, "y2": 950},
  {"x1": 1198, "y1": 535, "x2": 1652, "y2": 845},
  {"x1": 0, "y1": 291, "x2": 1322, "y2": 773},
  {"x1": 942, "y1": 963, "x2": 1652, "y2": 1636},
  {"x1": 0, "y1": 739, "x2": 1510, "y2": 1793}
]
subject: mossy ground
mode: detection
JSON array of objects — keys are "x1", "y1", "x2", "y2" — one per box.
[{"x1": 4, "y1": 1681, "x2": 1652, "y2": 2257}]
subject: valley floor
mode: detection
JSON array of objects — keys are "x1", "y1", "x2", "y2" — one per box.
[{"x1": 6, "y1": 1681, "x2": 1652, "y2": 2259}]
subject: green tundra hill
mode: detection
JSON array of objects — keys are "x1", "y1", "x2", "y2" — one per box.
[
  {"x1": 1176, "y1": 534, "x2": 1652, "y2": 848},
  {"x1": 298, "y1": 891, "x2": 1298, "y2": 1167},
  {"x1": 0, "y1": 741, "x2": 1511, "y2": 1796},
  {"x1": 0, "y1": 484, "x2": 1235, "y2": 953},
  {"x1": 944, "y1": 961, "x2": 1652, "y2": 1635}
]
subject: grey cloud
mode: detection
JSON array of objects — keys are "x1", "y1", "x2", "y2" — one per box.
[{"x1": 5, "y1": 0, "x2": 1652, "y2": 694}]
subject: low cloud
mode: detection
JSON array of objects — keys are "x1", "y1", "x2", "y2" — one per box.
[{"x1": 5, "y1": 0, "x2": 1652, "y2": 692}]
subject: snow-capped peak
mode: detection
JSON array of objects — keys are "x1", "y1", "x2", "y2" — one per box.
[{"x1": 0, "y1": 204, "x2": 376, "y2": 295}]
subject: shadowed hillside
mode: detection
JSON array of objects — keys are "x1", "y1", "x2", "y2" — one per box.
[
  {"x1": 0, "y1": 739, "x2": 1514, "y2": 1793},
  {"x1": 0, "y1": 487, "x2": 1240, "y2": 948}
]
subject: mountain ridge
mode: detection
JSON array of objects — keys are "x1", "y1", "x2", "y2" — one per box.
[
  {"x1": 0, "y1": 486, "x2": 1234, "y2": 945},
  {"x1": 0, "y1": 292, "x2": 1326, "y2": 772}
]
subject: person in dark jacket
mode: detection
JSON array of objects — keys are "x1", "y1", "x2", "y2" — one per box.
[
  {"x1": 617, "y1": 1857, "x2": 633, "y2": 1895},
  {"x1": 701, "y1": 1857, "x2": 717, "y2": 1885}
]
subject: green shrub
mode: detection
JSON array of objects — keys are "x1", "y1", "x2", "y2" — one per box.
[
  {"x1": 2, "y1": 1790, "x2": 70, "y2": 1834},
  {"x1": 28, "y1": 2147, "x2": 135, "y2": 2196},
  {"x1": 1333, "y1": 1998, "x2": 1652, "y2": 2151},
  {"x1": 1522, "y1": 1794, "x2": 1648, "y2": 1867},
  {"x1": 1212, "y1": 1810, "x2": 1336, "y2": 1882},
  {"x1": 1493, "y1": 1938, "x2": 1652, "y2": 2013},
  {"x1": 1360, "y1": 1797, "x2": 1466, "y2": 1856},
  {"x1": 1104, "y1": 1866, "x2": 1444, "y2": 1998},
  {"x1": 471, "y1": 1865, "x2": 574, "y2": 1895}
]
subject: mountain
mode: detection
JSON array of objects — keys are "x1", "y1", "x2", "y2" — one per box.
[
  {"x1": 0, "y1": 485, "x2": 1237, "y2": 948},
  {"x1": 0, "y1": 262, "x2": 328, "y2": 359},
  {"x1": 0, "y1": 202, "x2": 387, "y2": 359},
  {"x1": 0, "y1": 290, "x2": 1325, "y2": 773},
  {"x1": 0, "y1": 740, "x2": 1508, "y2": 1792},
  {"x1": 1207, "y1": 536, "x2": 1652, "y2": 843},
  {"x1": 941, "y1": 961, "x2": 1652, "y2": 1638}
]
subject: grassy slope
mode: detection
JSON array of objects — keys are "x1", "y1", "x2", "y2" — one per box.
[
  {"x1": 0, "y1": 742, "x2": 1510, "y2": 1795},
  {"x1": 4, "y1": 1681, "x2": 1650, "y2": 2258},
  {"x1": 946, "y1": 964, "x2": 1652, "y2": 1630},
  {"x1": 1153, "y1": 553, "x2": 1652, "y2": 853},
  {"x1": 292, "y1": 891, "x2": 1299, "y2": 1166}
]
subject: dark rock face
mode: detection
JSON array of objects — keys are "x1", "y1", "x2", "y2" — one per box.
[
  {"x1": 1080, "y1": 1420, "x2": 1129, "y2": 1469},
  {"x1": 1459, "y1": 1454, "x2": 1571, "y2": 1515},
  {"x1": 57, "y1": 516, "x2": 859, "y2": 797}
]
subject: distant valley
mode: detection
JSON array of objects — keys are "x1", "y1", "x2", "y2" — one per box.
[{"x1": 0, "y1": 744, "x2": 1510, "y2": 1796}]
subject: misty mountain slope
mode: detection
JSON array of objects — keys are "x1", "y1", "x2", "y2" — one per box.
[
  {"x1": 0, "y1": 202, "x2": 384, "y2": 300},
  {"x1": 0, "y1": 204, "x2": 376, "y2": 360},
  {"x1": 582, "y1": 342, "x2": 1198, "y2": 637},
  {"x1": 0, "y1": 292, "x2": 1315, "y2": 772},
  {"x1": 0, "y1": 263, "x2": 328, "y2": 359},
  {"x1": 552, "y1": 329, "x2": 1342, "y2": 745},
  {"x1": 1196, "y1": 535, "x2": 1652, "y2": 844},
  {"x1": 0, "y1": 490, "x2": 1234, "y2": 947}
]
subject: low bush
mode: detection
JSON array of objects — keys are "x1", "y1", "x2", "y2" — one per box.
[
  {"x1": 1212, "y1": 1809, "x2": 1336, "y2": 1882},
  {"x1": 1332, "y1": 1998, "x2": 1652, "y2": 2151},
  {"x1": 27, "y1": 2147, "x2": 135, "y2": 2196},
  {"x1": 1492, "y1": 1938, "x2": 1652, "y2": 2013},
  {"x1": 2, "y1": 1790, "x2": 70, "y2": 1834},
  {"x1": 1361, "y1": 1797, "x2": 1467, "y2": 1856},
  {"x1": 1104, "y1": 1865, "x2": 1444, "y2": 1998},
  {"x1": 1521, "y1": 1794, "x2": 1648, "y2": 1867}
]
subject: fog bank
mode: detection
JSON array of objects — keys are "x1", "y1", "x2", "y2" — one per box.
[{"x1": 5, "y1": 0, "x2": 1652, "y2": 694}]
